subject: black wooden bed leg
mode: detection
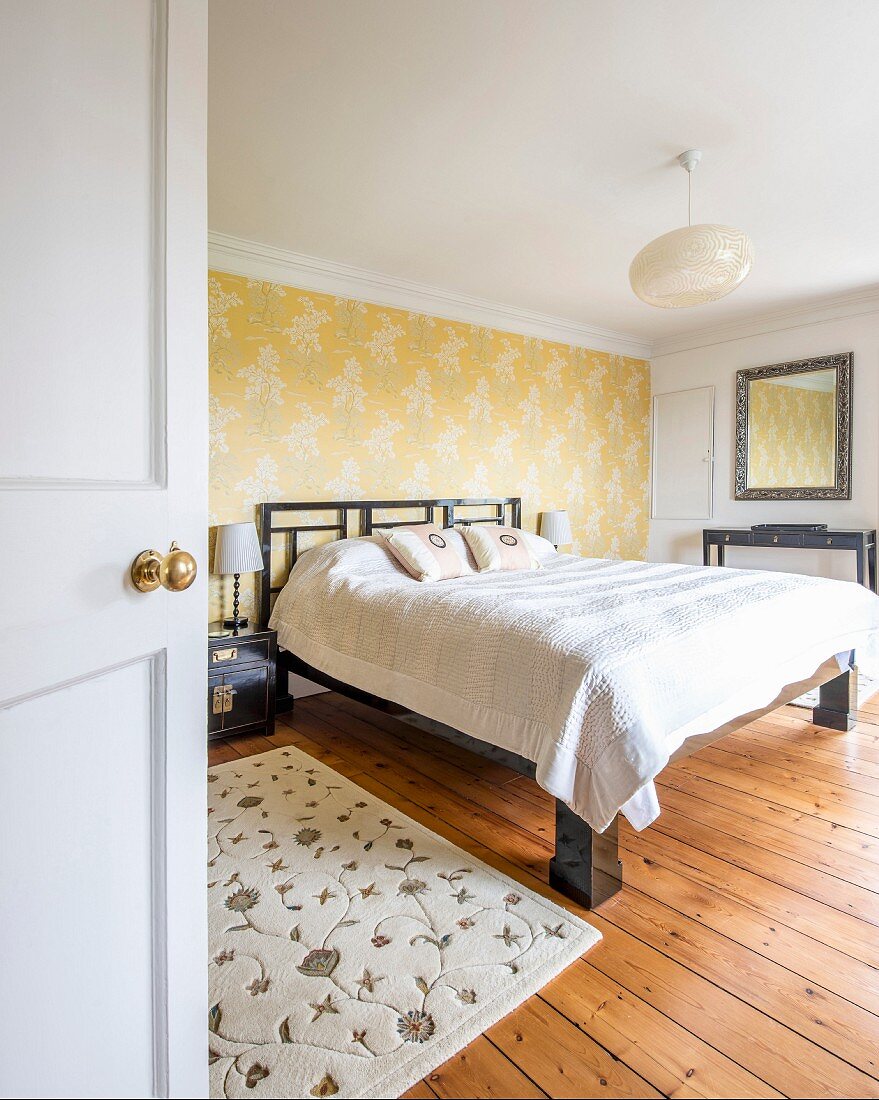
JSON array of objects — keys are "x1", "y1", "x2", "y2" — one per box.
[
  {"x1": 813, "y1": 651, "x2": 857, "y2": 731},
  {"x1": 275, "y1": 654, "x2": 295, "y2": 715},
  {"x1": 548, "y1": 800, "x2": 622, "y2": 909}
]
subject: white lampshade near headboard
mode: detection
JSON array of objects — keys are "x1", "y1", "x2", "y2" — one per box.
[{"x1": 539, "y1": 510, "x2": 573, "y2": 548}]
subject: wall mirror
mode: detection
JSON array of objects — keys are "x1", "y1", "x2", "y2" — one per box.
[{"x1": 735, "y1": 352, "x2": 852, "y2": 500}]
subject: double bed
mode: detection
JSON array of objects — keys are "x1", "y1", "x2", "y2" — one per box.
[{"x1": 258, "y1": 497, "x2": 879, "y2": 908}]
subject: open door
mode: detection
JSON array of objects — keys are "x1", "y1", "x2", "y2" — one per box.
[{"x1": 0, "y1": 3, "x2": 207, "y2": 1096}]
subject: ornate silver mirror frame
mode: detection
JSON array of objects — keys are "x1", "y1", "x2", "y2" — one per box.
[{"x1": 735, "y1": 351, "x2": 852, "y2": 500}]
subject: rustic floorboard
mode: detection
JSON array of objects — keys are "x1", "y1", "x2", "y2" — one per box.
[{"x1": 209, "y1": 691, "x2": 879, "y2": 1099}]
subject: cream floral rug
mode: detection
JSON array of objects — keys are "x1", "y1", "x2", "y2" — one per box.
[{"x1": 208, "y1": 745, "x2": 600, "y2": 1098}]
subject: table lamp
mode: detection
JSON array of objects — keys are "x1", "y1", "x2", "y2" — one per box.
[
  {"x1": 213, "y1": 521, "x2": 263, "y2": 631},
  {"x1": 539, "y1": 509, "x2": 573, "y2": 549}
]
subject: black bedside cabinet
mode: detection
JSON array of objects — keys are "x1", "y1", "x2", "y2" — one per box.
[{"x1": 207, "y1": 622, "x2": 276, "y2": 740}]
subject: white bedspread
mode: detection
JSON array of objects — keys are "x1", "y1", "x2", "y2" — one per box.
[{"x1": 270, "y1": 537, "x2": 879, "y2": 831}]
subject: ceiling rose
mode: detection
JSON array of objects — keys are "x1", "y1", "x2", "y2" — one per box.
[{"x1": 629, "y1": 150, "x2": 754, "y2": 309}]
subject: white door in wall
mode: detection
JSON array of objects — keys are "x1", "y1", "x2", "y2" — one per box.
[
  {"x1": 0, "y1": 3, "x2": 207, "y2": 1097},
  {"x1": 651, "y1": 386, "x2": 715, "y2": 519}
]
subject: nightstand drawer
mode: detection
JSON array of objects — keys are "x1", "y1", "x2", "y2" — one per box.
[
  {"x1": 753, "y1": 531, "x2": 804, "y2": 547},
  {"x1": 209, "y1": 667, "x2": 270, "y2": 735},
  {"x1": 209, "y1": 636, "x2": 271, "y2": 669}
]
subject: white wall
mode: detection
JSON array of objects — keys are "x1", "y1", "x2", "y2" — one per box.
[{"x1": 649, "y1": 309, "x2": 879, "y2": 582}]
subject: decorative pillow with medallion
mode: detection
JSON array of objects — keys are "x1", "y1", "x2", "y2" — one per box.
[
  {"x1": 379, "y1": 523, "x2": 472, "y2": 581},
  {"x1": 461, "y1": 524, "x2": 542, "y2": 572}
]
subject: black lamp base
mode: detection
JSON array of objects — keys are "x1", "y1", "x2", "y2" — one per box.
[
  {"x1": 224, "y1": 574, "x2": 248, "y2": 632},
  {"x1": 223, "y1": 616, "x2": 249, "y2": 630}
]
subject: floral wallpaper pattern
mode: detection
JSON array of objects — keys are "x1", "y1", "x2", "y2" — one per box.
[
  {"x1": 208, "y1": 271, "x2": 651, "y2": 621},
  {"x1": 207, "y1": 744, "x2": 599, "y2": 1098},
  {"x1": 747, "y1": 379, "x2": 836, "y2": 488}
]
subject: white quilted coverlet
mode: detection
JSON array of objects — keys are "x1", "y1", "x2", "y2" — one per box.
[{"x1": 270, "y1": 537, "x2": 879, "y2": 831}]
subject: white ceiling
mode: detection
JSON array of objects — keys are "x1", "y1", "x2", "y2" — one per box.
[{"x1": 208, "y1": 0, "x2": 879, "y2": 345}]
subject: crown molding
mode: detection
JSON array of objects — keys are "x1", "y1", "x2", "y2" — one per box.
[
  {"x1": 207, "y1": 231, "x2": 653, "y2": 360},
  {"x1": 651, "y1": 286, "x2": 879, "y2": 358}
]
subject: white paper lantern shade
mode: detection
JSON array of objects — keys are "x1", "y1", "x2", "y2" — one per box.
[
  {"x1": 630, "y1": 149, "x2": 754, "y2": 309},
  {"x1": 629, "y1": 223, "x2": 755, "y2": 308}
]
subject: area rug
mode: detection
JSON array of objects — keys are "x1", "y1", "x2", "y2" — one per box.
[{"x1": 208, "y1": 745, "x2": 600, "y2": 1099}]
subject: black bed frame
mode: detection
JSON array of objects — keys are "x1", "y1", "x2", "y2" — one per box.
[{"x1": 257, "y1": 496, "x2": 857, "y2": 910}]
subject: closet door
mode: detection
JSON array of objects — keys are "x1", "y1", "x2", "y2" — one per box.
[
  {"x1": 651, "y1": 386, "x2": 715, "y2": 519},
  {"x1": 0, "y1": 3, "x2": 208, "y2": 1096}
]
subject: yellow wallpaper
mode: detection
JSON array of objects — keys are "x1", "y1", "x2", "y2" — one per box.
[
  {"x1": 208, "y1": 271, "x2": 651, "y2": 622},
  {"x1": 747, "y1": 380, "x2": 836, "y2": 488}
]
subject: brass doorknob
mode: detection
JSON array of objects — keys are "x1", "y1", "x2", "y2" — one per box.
[{"x1": 131, "y1": 542, "x2": 197, "y2": 593}]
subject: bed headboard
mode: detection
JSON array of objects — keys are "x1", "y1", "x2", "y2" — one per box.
[{"x1": 258, "y1": 496, "x2": 522, "y2": 628}]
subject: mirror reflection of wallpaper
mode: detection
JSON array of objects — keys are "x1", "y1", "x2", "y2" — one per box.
[
  {"x1": 208, "y1": 271, "x2": 651, "y2": 622},
  {"x1": 747, "y1": 378, "x2": 836, "y2": 489}
]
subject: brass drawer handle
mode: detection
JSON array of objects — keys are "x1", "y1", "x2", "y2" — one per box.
[
  {"x1": 223, "y1": 686, "x2": 237, "y2": 714},
  {"x1": 827, "y1": 538, "x2": 833, "y2": 545},
  {"x1": 212, "y1": 647, "x2": 238, "y2": 663},
  {"x1": 773, "y1": 535, "x2": 779, "y2": 543},
  {"x1": 724, "y1": 534, "x2": 730, "y2": 542}
]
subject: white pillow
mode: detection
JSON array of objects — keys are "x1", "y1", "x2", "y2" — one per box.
[{"x1": 522, "y1": 531, "x2": 560, "y2": 560}]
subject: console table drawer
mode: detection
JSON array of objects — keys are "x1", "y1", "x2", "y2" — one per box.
[
  {"x1": 803, "y1": 532, "x2": 860, "y2": 549},
  {"x1": 753, "y1": 532, "x2": 804, "y2": 547},
  {"x1": 714, "y1": 531, "x2": 753, "y2": 546}
]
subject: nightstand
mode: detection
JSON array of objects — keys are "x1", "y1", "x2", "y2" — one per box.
[{"x1": 208, "y1": 622, "x2": 276, "y2": 740}]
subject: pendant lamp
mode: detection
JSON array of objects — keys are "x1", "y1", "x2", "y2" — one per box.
[{"x1": 629, "y1": 150, "x2": 754, "y2": 308}]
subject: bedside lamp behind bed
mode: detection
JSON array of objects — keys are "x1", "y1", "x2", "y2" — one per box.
[{"x1": 539, "y1": 509, "x2": 572, "y2": 550}]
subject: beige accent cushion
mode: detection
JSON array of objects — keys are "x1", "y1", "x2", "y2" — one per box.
[
  {"x1": 379, "y1": 524, "x2": 472, "y2": 581},
  {"x1": 461, "y1": 525, "x2": 541, "y2": 572}
]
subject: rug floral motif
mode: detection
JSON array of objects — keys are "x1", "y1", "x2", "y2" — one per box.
[{"x1": 208, "y1": 745, "x2": 600, "y2": 1098}]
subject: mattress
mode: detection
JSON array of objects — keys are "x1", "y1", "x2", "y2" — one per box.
[{"x1": 270, "y1": 536, "x2": 879, "y2": 831}]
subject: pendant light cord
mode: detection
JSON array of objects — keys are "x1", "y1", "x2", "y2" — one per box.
[{"x1": 688, "y1": 170, "x2": 692, "y2": 226}]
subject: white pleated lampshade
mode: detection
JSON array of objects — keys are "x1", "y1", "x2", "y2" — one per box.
[
  {"x1": 539, "y1": 510, "x2": 573, "y2": 547},
  {"x1": 213, "y1": 522, "x2": 263, "y2": 575}
]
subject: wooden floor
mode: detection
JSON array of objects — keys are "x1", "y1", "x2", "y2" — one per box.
[{"x1": 209, "y1": 691, "x2": 879, "y2": 1099}]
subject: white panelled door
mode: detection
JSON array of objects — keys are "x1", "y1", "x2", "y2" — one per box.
[{"x1": 0, "y1": 3, "x2": 207, "y2": 1097}]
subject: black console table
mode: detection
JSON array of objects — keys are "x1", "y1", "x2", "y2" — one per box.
[{"x1": 702, "y1": 527, "x2": 877, "y2": 592}]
